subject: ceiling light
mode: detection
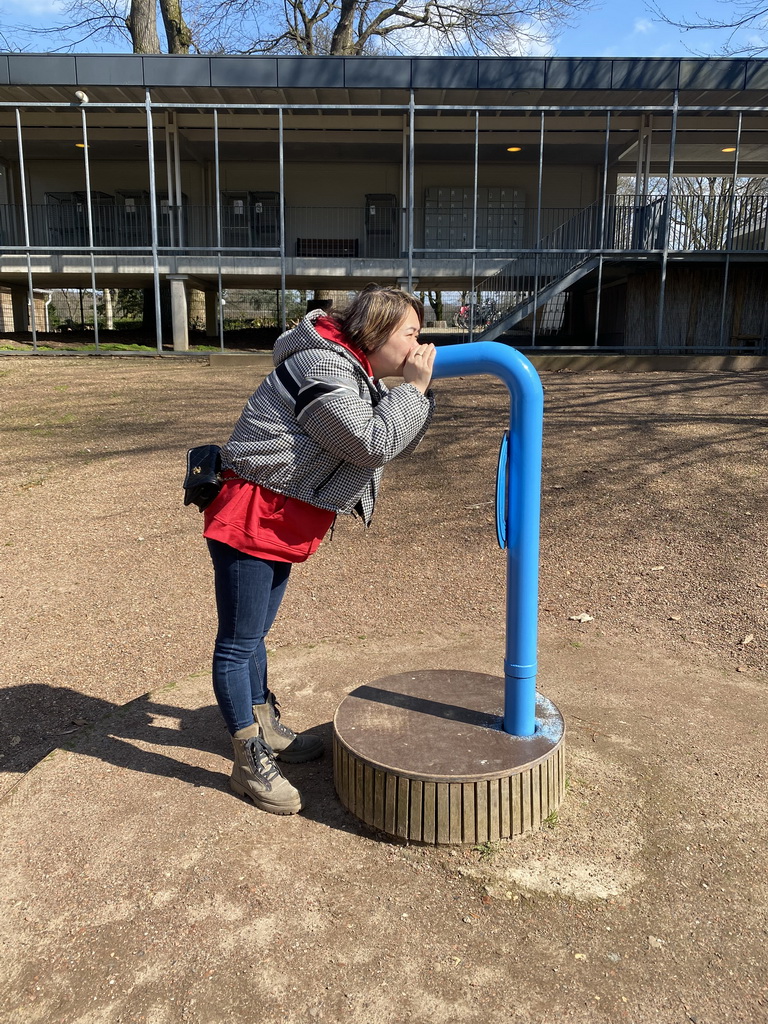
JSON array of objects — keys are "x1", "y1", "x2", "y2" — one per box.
[
  {"x1": 75, "y1": 142, "x2": 89, "y2": 148},
  {"x1": 722, "y1": 146, "x2": 736, "y2": 153},
  {"x1": 506, "y1": 146, "x2": 522, "y2": 153}
]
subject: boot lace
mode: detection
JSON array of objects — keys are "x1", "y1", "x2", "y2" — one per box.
[
  {"x1": 267, "y1": 693, "x2": 295, "y2": 739},
  {"x1": 244, "y1": 735, "x2": 282, "y2": 787}
]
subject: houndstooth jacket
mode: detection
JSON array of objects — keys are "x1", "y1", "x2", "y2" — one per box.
[{"x1": 221, "y1": 309, "x2": 435, "y2": 525}]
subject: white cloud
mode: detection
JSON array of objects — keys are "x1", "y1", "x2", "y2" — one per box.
[
  {"x1": 374, "y1": 20, "x2": 554, "y2": 58},
  {"x1": 745, "y1": 31, "x2": 768, "y2": 49},
  {"x1": 503, "y1": 22, "x2": 555, "y2": 57},
  {"x1": 633, "y1": 18, "x2": 654, "y2": 35}
]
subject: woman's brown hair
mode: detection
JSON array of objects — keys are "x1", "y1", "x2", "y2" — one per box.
[{"x1": 335, "y1": 284, "x2": 424, "y2": 354}]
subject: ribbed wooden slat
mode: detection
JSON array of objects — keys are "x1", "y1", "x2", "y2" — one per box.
[
  {"x1": 500, "y1": 775, "x2": 511, "y2": 838},
  {"x1": 384, "y1": 774, "x2": 397, "y2": 835},
  {"x1": 531, "y1": 764, "x2": 541, "y2": 829},
  {"x1": 437, "y1": 783, "x2": 451, "y2": 844},
  {"x1": 521, "y1": 770, "x2": 532, "y2": 833},
  {"x1": 373, "y1": 769, "x2": 385, "y2": 831},
  {"x1": 511, "y1": 772, "x2": 523, "y2": 836},
  {"x1": 363, "y1": 763, "x2": 375, "y2": 827},
  {"x1": 409, "y1": 780, "x2": 423, "y2": 843},
  {"x1": 489, "y1": 779, "x2": 500, "y2": 842},
  {"x1": 396, "y1": 776, "x2": 410, "y2": 839},
  {"x1": 448, "y1": 785, "x2": 462, "y2": 844},
  {"x1": 354, "y1": 759, "x2": 364, "y2": 819},
  {"x1": 336, "y1": 744, "x2": 347, "y2": 807},
  {"x1": 462, "y1": 784, "x2": 475, "y2": 844},
  {"x1": 349, "y1": 751, "x2": 357, "y2": 814},
  {"x1": 475, "y1": 781, "x2": 489, "y2": 844},
  {"x1": 422, "y1": 782, "x2": 436, "y2": 844}
]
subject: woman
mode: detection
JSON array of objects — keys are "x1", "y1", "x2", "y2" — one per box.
[{"x1": 204, "y1": 285, "x2": 436, "y2": 815}]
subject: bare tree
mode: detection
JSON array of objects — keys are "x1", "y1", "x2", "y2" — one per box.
[
  {"x1": 618, "y1": 173, "x2": 768, "y2": 249},
  {"x1": 10, "y1": 0, "x2": 590, "y2": 58},
  {"x1": 128, "y1": 0, "x2": 162, "y2": 52},
  {"x1": 197, "y1": 0, "x2": 593, "y2": 56},
  {"x1": 159, "y1": 0, "x2": 194, "y2": 52},
  {"x1": 12, "y1": 0, "x2": 193, "y2": 55},
  {"x1": 419, "y1": 289, "x2": 444, "y2": 321},
  {"x1": 648, "y1": 1, "x2": 768, "y2": 56}
]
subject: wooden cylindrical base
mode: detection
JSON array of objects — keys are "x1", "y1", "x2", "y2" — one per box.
[{"x1": 333, "y1": 670, "x2": 565, "y2": 845}]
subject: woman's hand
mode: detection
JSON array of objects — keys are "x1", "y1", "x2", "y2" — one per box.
[{"x1": 402, "y1": 343, "x2": 436, "y2": 394}]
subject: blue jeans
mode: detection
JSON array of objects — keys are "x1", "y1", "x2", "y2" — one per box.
[{"x1": 207, "y1": 539, "x2": 292, "y2": 735}]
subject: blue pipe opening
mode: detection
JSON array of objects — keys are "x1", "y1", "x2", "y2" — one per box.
[{"x1": 431, "y1": 342, "x2": 544, "y2": 736}]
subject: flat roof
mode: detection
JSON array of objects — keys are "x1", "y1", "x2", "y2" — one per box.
[{"x1": 2, "y1": 53, "x2": 768, "y2": 94}]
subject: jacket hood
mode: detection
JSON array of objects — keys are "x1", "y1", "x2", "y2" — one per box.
[{"x1": 273, "y1": 309, "x2": 353, "y2": 367}]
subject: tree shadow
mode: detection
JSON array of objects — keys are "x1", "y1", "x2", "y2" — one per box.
[
  {"x1": 0, "y1": 682, "x2": 367, "y2": 836},
  {"x1": 1, "y1": 684, "x2": 228, "y2": 791}
]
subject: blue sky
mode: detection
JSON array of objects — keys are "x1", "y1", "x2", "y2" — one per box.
[
  {"x1": 0, "y1": 0, "x2": 765, "y2": 57},
  {"x1": 554, "y1": 0, "x2": 765, "y2": 57}
]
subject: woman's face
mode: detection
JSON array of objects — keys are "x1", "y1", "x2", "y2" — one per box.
[{"x1": 367, "y1": 308, "x2": 422, "y2": 379}]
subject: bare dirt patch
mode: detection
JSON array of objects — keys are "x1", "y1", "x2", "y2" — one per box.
[{"x1": 0, "y1": 356, "x2": 766, "y2": 1024}]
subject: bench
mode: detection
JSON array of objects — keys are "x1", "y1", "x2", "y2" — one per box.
[{"x1": 296, "y1": 238, "x2": 359, "y2": 257}]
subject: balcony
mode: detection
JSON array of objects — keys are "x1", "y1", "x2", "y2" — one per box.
[{"x1": 1, "y1": 195, "x2": 767, "y2": 265}]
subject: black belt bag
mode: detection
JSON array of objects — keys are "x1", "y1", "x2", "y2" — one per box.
[{"x1": 183, "y1": 444, "x2": 223, "y2": 511}]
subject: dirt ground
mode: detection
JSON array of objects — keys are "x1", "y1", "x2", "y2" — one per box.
[{"x1": 0, "y1": 355, "x2": 766, "y2": 1024}]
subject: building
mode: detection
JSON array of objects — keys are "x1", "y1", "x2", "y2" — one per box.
[{"x1": 0, "y1": 53, "x2": 767, "y2": 353}]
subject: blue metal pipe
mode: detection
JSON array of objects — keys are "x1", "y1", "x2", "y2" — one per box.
[{"x1": 432, "y1": 342, "x2": 544, "y2": 736}]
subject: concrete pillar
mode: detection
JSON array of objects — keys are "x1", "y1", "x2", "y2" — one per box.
[
  {"x1": 187, "y1": 288, "x2": 205, "y2": 332},
  {"x1": 103, "y1": 288, "x2": 114, "y2": 331},
  {"x1": 168, "y1": 276, "x2": 189, "y2": 352},
  {"x1": 11, "y1": 287, "x2": 29, "y2": 332},
  {"x1": 204, "y1": 290, "x2": 218, "y2": 337}
]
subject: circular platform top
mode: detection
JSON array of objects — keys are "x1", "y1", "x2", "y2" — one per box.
[{"x1": 333, "y1": 670, "x2": 564, "y2": 784}]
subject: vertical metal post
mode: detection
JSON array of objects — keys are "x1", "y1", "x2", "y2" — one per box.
[
  {"x1": 408, "y1": 91, "x2": 415, "y2": 293},
  {"x1": 213, "y1": 108, "x2": 224, "y2": 351},
  {"x1": 643, "y1": 115, "x2": 653, "y2": 197},
  {"x1": 656, "y1": 95, "x2": 678, "y2": 352},
  {"x1": 173, "y1": 116, "x2": 184, "y2": 248},
  {"x1": 80, "y1": 108, "x2": 100, "y2": 352},
  {"x1": 634, "y1": 115, "x2": 644, "y2": 199},
  {"x1": 719, "y1": 111, "x2": 743, "y2": 350},
  {"x1": 401, "y1": 115, "x2": 407, "y2": 259},
  {"x1": 532, "y1": 112, "x2": 544, "y2": 347},
  {"x1": 433, "y1": 342, "x2": 543, "y2": 736},
  {"x1": 278, "y1": 108, "x2": 286, "y2": 333},
  {"x1": 14, "y1": 108, "x2": 37, "y2": 351},
  {"x1": 145, "y1": 90, "x2": 163, "y2": 354},
  {"x1": 593, "y1": 110, "x2": 611, "y2": 349},
  {"x1": 164, "y1": 113, "x2": 176, "y2": 248},
  {"x1": 469, "y1": 110, "x2": 479, "y2": 336}
]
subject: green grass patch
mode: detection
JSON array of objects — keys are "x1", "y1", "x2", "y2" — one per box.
[{"x1": 472, "y1": 840, "x2": 501, "y2": 861}]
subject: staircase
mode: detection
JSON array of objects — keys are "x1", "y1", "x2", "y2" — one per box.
[
  {"x1": 478, "y1": 255, "x2": 600, "y2": 341},
  {"x1": 469, "y1": 201, "x2": 604, "y2": 342}
]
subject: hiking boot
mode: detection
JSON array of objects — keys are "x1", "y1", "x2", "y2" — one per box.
[
  {"x1": 230, "y1": 723, "x2": 303, "y2": 815},
  {"x1": 252, "y1": 692, "x2": 324, "y2": 764}
]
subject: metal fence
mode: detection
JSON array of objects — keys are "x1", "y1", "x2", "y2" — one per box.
[
  {"x1": 454, "y1": 191, "x2": 768, "y2": 350},
  {"x1": 3, "y1": 195, "x2": 768, "y2": 257}
]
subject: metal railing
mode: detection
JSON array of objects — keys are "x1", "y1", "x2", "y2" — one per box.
[
  {"x1": 3, "y1": 197, "x2": 768, "y2": 258},
  {"x1": 462, "y1": 191, "x2": 768, "y2": 343}
]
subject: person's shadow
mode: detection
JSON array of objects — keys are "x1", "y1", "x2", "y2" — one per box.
[{"x1": 0, "y1": 684, "x2": 361, "y2": 835}]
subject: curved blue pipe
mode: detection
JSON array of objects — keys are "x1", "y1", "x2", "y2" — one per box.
[{"x1": 432, "y1": 342, "x2": 544, "y2": 736}]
